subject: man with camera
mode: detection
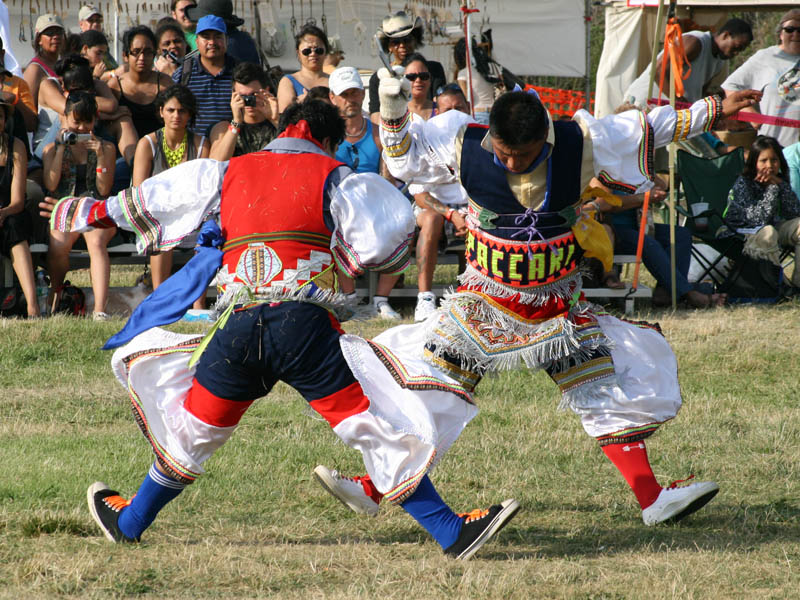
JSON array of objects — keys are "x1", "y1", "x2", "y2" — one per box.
[{"x1": 209, "y1": 62, "x2": 277, "y2": 159}]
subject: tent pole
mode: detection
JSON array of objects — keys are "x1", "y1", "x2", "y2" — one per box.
[
  {"x1": 646, "y1": 0, "x2": 667, "y2": 106},
  {"x1": 585, "y1": 0, "x2": 591, "y2": 111},
  {"x1": 461, "y1": 1, "x2": 477, "y2": 119}
]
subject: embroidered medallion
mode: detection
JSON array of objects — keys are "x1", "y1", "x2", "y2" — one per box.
[{"x1": 235, "y1": 242, "x2": 283, "y2": 287}]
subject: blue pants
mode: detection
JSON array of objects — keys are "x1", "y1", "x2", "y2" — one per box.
[{"x1": 614, "y1": 223, "x2": 693, "y2": 298}]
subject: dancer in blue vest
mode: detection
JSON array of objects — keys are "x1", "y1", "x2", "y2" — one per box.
[{"x1": 313, "y1": 69, "x2": 762, "y2": 527}]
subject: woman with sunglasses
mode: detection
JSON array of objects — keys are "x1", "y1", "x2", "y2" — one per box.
[
  {"x1": 404, "y1": 54, "x2": 436, "y2": 121},
  {"x1": 107, "y1": 26, "x2": 174, "y2": 139},
  {"x1": 23, "y1": 14, "x2": 65, "y2": 112},
  {"x1": 723, "y1": 9, "x2": 800, "y2": 148},
  {"x1": 277, "y1": 25, "x2": 329, "y2": 113}
]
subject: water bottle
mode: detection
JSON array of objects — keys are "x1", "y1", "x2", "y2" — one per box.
[{"x1": 36, "y1": 270, "x2": 49, "y2": 315}]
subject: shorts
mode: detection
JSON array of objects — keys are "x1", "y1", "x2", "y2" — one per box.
[{"x1": 0, "y1": 208, "x2": 32, "y2": 258}]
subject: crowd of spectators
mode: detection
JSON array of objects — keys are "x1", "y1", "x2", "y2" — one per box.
[{"x1": 3, "y1": 5, "x2": 800, "y2": 320}]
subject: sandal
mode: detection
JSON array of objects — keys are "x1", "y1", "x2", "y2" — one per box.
[{"x1": 603, "y1": 272, "x2": 626, "y2": 290}]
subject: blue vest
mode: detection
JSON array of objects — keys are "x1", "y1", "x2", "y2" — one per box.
[{"x1": 458, "y1": 121, "x2": 585, "y2": 289}]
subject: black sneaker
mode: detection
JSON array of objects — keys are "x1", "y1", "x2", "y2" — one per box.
[
  {"x1": 86, "y1": 481, "x2": 139, "y2": 543},
  {"x1": 444, "y1": 499, "x2": 520, "y2": 560}
]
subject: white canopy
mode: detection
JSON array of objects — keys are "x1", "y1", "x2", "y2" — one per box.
[{"x1": 2, "y1": 0, "x2": 587, "y2": 78}]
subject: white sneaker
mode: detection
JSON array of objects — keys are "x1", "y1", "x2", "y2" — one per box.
[
  {"x1": 92, "y1": 311, "x2": 111, "y2": 321},
  {"x1": 313, "y1": 466, "x2": 380, "y2": 516},
  {"x1": 374, "y1": 299, "x2": 401, "y2": 320},
  {"x1": 414, "y1": 292, "x2": 437, "y2": 322},
  {"x1": 642, "y1": 480, "x2": 719, "y2": 525}
]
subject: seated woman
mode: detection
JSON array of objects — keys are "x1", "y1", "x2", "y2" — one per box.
[
  {"x1": 277, "y1": 25, "x2": 329, "y2": 112},
  {"x1": 106, "y1": 25, "x2": 174, "y2": 140},
  {"x1": 42, "y1": 91, "x2": 116, "y2": 320},
  {"x1": 132, "y1": 85, "x2": 208, "y2": 303},
  {"x1": 721, "y1": 135, "x2": 800, "y2": 288},
  {"x1": 153, "y1": 20, "x2": 188, "y2": 79},
  {"x1": 0, "y1": 102, "x2": 39, "y2": 318},
  {"x1": 591, "y1": 178, "x2": 725, "y2": 308},
  {"x1": 404, "y1": 54, "x2": 436, "y2": 120}
]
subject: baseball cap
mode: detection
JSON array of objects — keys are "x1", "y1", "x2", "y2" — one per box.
[
  {"x1": 329, "y1": 67, "x2": 363, "y2": 96},
  {"x1": 35, "y1": 14, "x2": 65, "y2": 36},
  {"x1": 79, "y1": 5, "x2": 102, "y2": 21},
  {"x1": 195, "y1": 15, "x2": 227, "y2": 35}
]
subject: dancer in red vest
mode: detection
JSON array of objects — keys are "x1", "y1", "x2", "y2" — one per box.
[{"x1": 46, "y1": 100, "x2": 519, "y2": 560}]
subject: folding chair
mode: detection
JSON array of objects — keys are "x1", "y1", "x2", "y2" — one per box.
[{"x1": 676, "y1": 148, "x2": 746, "y2": 288}]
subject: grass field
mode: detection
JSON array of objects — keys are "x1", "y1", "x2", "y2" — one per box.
[{"x1": 1, "y1": 298, "x2": 799, "y2": 599}]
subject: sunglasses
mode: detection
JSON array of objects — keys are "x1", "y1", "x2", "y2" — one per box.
[
  {"x1": 436, "y1": 83, "x2": 461, "y2": 96},
  {"x1": 301, "y1": 47, "x2": 326, "y2": 56},
  {"x1": 388, "y1": 36, "x2": 413, "y2": 46},
  {"x1": 129, "y1": 47, "x2": 155, "y2": 57},
  {"x1": 783, "y1": 26, "x2": 800, "y2": 34},
  {"x1": 405, "y1": 72, "x2": 430, "y2": 82}
]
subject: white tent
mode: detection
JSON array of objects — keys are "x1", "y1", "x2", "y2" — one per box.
[
  {"x1": 2, "y1": 0, "x2": 587, "y2": 78},
  {"x1": 594, "y1": 0, "x2": 799, "y2": 117}
]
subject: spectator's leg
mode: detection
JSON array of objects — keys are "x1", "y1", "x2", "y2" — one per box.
[
  {"x1": 150, "y1": 251, "x2": 173, "y2": 290},
  {"x1": 107, "y1": 116, "x2": 138, "y2": 166},
  {"x1": 615, "y1": 225, "x2": 693, "y2": 299},
  {"x1": 415, "y1": 208, "x2": 444, "y2": 293},
  {"x1": 84, "y1": 227, "x2": 117, "y2": 316},
  {"x1": 47, "y1": 229, "x2": 80, "y2": 309},
  {"x1": 10, "y1": 241, "x2": 39, "y2": 317},
  {"x1": 777, "y1": 217, "x2": 800, "y2": 287}
]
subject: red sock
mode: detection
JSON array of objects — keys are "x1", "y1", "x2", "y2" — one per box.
[
  {"x1": 602, "y1": 441, "x2": 662, "y2": 509},
  {"x1": 359, "y1": 474, "x2": 384, "y2": 504}
]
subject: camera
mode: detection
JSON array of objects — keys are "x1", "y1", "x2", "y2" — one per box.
[
  {"x1": 60, "y1": 132, "x2": 91, "y2": 145},
  {"x1": 241, "y1": 94, "x2": 257, "y2": 107}
]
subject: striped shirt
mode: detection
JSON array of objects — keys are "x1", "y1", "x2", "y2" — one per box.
[{"x1": 172, "y1": 54, "x2": 237, "y2": 137}]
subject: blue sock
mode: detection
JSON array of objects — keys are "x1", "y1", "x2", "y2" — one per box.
[
  {"x1": 118, "y1": 463, "x2": 186, "y2": 539},
  {"x1": 399, "y1": 475, "x2": 463, "y2": 549}
]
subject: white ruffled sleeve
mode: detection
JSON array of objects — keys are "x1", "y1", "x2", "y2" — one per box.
[
  {"x1": 574, "y1": 95, "x2": 723, "y2": 193},
  {"x1": 380, "y1": 109, "x2": 473, "y2": 186},
  {"x1": 330, "y1": 172, "x2": 415, "y2": 277},
  {"x1": 50, "y1": 159, "x2": 228, "y2": 254}
]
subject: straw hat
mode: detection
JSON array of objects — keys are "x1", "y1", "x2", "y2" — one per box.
[{"x1": 377, "y1": 11, "x2": 423, "y2": 53}]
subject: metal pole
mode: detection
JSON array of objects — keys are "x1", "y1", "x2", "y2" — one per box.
[
  {"x1": 462, "y1": 1, "x2": 476, "y2": 119},
  {"x1": 113, "y1": 0, "x2": 120, "y2": 64},
  {"x1": 585, "y1": 0, "x2": 591, "y2": 111},
  {"x1": 646, "y1": 0, "x2": 667, "y2": 106}
]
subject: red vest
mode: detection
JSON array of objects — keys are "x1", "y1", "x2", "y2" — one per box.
[{"x1": 219, "y1": 151, "x2": 343, "y2": 293}]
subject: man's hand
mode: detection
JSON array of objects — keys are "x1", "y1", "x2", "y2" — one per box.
[
  {"x1": 721, "y1": 89, "x2": 762, "y2": 118},
  {"x1": 451, "y1": 210, "x2": 468, "y2": 237},
  {"x1": 39, "y1": 196, "x2": 58, "y2": 219},
  {"x1": 378, "y1": 66, "x2": 411, "y2": 121},
  {"x1": 230, "y1": 91, "x2": 245, "y2": 123}
]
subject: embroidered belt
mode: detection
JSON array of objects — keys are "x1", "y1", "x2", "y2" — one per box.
[
  {"x1": 221, "y1": 230, "x2": 331, "y2": 253},
  {"x1": 465, "y1": 228, "x2": 581, "y2": 289}
]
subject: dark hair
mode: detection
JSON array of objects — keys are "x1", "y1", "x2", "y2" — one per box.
[
  {"x1": 64, "y1": 32, "x2": 83, "y2": 55},
  {"x1": 122, "y1": 25, "x2": 157, "y2": 55},
  {"x1": 305, "y1": 86, "x2": 331, "y2": 102},
  {"x1": 80, "y1": 29, "x2": 108, "y2": 50},
  {"x1": 402, "y1": 52, "x2": 429, "y2": 71},
  {"x1": 233, "y1": 62, "x2": 269, "y2": 89},
  {"x1": 155, "y1": 20, "x2": 187, "y2": 48},
  {"x1": 489, "y1": 91, "x2": 549, "y2": 145},
  {"x1": 718, "y1": 18, "x2": 753, "y2": 43},
  {"x1": 278, "y1": 99, "x2": 344, "y2": 148},
  {"x1": 453, "y1": 38, "x2": 467, "y2": 71},
  {"x1": 294, "y1": 24, "x2": 329, "y2": 53},
  {"x1": 55, "y1": 54, "x2": 94, "y2": 92},
  {"x1": 64, "y1": 90, "x2": 98, "y2": 123},
  {"x1": 155, "y1": 84, "x2": 197, "y2": 127},
  {"x1": 743, "y1": 136, "x2": 789, "y2": 182},
  {"x1": 437, "y1": 83, "x2": 466, "y2": 102}
]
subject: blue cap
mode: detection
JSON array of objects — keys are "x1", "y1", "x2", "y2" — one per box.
[{"x1": 196, "y1": 15, "x2": 227, "y2": 35}]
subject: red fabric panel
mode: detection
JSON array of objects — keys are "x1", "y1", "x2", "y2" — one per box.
[
  {"x1": 184, "y1": 380, "x2": 254, "y2": 428},
  {"x1": 309, "y1": 381, "x2": 370, "y2": 429}
]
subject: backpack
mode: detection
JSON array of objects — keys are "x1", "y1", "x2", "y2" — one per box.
[
  {"x1": 0, "y1": 285, "x2": 26, "y2": 317},
  {"x1": 53, "y1": 281, "x2": 87, "y2": 316}
]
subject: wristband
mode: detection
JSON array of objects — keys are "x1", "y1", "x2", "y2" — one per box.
[
  {"x1": 229, "y1": 121, "x2": 240, "y2": 134},
  {"x1": 96, "y1": 166, "x2": 107, "y2": 174},
  {"x1": 444, "y1": 208, "x2": 454, "y2": 222}
]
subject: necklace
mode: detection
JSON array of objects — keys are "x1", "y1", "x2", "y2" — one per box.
[
  {"x1": 345, "y1": 117, "x2": 367, "y2": 139},
  {"x1": 162, "y1": 129, "x2": 187, "y2": 168}
]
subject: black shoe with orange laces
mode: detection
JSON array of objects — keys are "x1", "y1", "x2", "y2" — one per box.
[
  {"x1": 443, "y1": 499, "x2": 521, "y2": 560},
  {"x1": 86, "y1": 482, "x2": 139, "y2": 543}
]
